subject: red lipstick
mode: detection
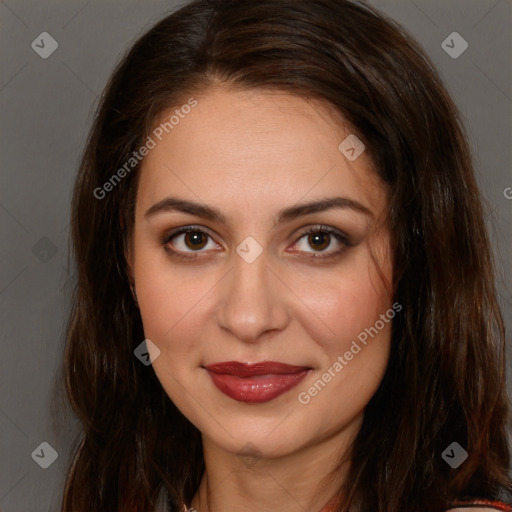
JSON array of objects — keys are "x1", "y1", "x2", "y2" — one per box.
[{"x1": 204, "y1": 361, "x2": 311, "y2": 403}]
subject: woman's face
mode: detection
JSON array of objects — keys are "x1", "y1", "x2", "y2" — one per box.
[{"x1": 128, "y1": 86, "x2": 394, "y2": 459}]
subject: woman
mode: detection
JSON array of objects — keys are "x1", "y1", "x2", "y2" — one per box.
[{"x1": 61, "y1": 0, "x2": 512, "y2": 511}]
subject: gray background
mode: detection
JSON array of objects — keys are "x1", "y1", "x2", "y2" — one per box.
[{"x1": 0, "y1": 1, "x2": 510, "y2": 510}]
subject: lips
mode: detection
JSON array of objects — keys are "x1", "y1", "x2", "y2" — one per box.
[{"x1": 204, "y1": 361, "x2": 311, "y2": 403}]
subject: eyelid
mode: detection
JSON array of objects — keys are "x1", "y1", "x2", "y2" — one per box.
[{"x1": 162, "y1": 224, "x2": 213, "y2": 243}]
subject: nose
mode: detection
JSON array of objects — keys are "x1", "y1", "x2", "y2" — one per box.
[{"x1": 215, "y1": 246, "x2": 290, "y2": 343}]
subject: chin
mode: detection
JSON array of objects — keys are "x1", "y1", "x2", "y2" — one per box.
[{"x1": 200, "y1": 414, "x2": 311, "y2": 458}]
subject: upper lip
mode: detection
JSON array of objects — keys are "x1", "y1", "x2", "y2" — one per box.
[{"x1": 204, "y1": 361, "x2": 311, "y2": 377}]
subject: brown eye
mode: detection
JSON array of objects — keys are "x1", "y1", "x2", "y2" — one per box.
[
  {"x1": 307, "y1": 232, "x2": 330, "y2": 251},
  {"x1": 184, "y1": 231, "x2": 208, "y2": 250},
  {"x1": 163, "y1": 226, "x2": 218, "y2": 256},
  {"x1": 291, "y1": 226, "x2": 352, "y2": 259}
]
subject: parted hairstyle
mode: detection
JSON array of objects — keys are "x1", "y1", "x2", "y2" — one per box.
[{"x1": 61, "y1": 0, "x2": 512, "y2": 511}]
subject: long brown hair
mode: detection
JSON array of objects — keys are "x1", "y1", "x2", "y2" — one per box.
[{"x1": 61, "y1": 0, "x2": 512, "y2": 510}]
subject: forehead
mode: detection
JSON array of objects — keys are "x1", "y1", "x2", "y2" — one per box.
[{"x1": 136, "y1": 87, "x2": 387, "y2": 223}]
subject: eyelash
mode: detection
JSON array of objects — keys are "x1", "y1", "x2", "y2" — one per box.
[{"x1": 161, "y1": 224, "x2": 353, "y2": 262}]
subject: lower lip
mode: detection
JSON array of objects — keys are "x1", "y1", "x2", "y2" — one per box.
[{"x1": 206, "y1": 369, "x2": 310, "y2": 403}]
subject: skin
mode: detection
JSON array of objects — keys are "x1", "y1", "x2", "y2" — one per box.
[{"x1": 126, "y1": 86, "x2": 394, "y2": 512}]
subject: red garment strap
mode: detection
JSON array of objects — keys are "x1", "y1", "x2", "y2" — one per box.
[
  {"x1": 449, "y1": 499, "x2": 512, "y2": 511},
  {"x1": 319, "y1": 497, "x2": 512, "y2": 511}
]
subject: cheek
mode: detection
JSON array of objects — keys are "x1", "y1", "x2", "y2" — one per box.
[
  {"x1": 135, "y1": 266, "x2": 210, "y2": 411},
  {"x1": 136, "y1": 269, "x2": 211, "y2": 359},
  {"x1": 293, "y1": 273, "x2": 392, "y2": 434},
  {"x1": 287, "y1": 245, "x2": 393, "y2": 351},
  {"x1": 289, "y1": 248, "x2": 393, "y2": 407},
  {"x1": 132, "y1": 241, "x2": 196, "y2": 353}
]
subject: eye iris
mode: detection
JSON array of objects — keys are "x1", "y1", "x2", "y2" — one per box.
[
  {"x1": 185, "y1": 231, "x2": 208, "y2": 250},
  {"x1": 308, "y1": 232, "x2": 329, "y2": 251}
]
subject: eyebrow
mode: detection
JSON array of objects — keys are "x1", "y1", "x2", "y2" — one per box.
[{"x1": 144, "y1": 195, "x2": 373, "y2": 226}]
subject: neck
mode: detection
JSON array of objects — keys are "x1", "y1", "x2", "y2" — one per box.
[{"x1": 189, "y1": 427, "x2": 354, "y2": 512}]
